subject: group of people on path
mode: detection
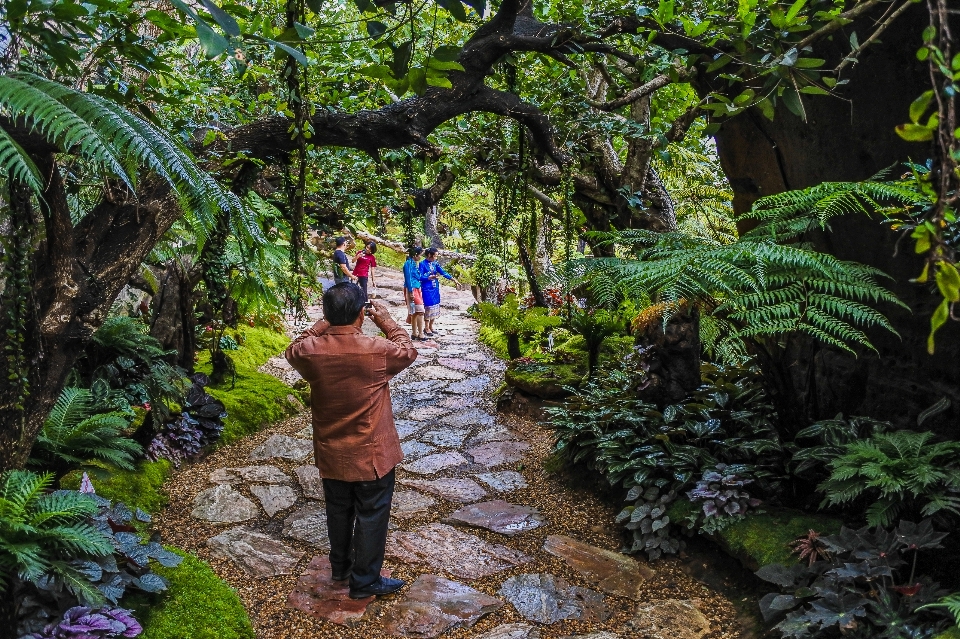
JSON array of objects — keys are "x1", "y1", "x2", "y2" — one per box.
[
  {"x1": 330, "y1": 236, "x2": 458, "y2": 342},
  {"x1": 402, "y1": 246, "x2": 459, "y2": 341}
]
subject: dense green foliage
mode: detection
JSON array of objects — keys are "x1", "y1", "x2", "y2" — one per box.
[{"x1": 61, "y1": 461, "x2": 172, "y2": 516}]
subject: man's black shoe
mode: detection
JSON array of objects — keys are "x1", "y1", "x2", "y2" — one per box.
[
  {"x1": 348, "y1": 577, "x2": 406, "y2": 599},
  {"x1": 331, "y1": 573, "x2": 349, "y2": 582}
]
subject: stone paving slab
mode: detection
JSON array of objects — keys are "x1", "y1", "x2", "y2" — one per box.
[
  {"x1": 622, "y1": 599, "x2": 711, "y2": 639},
  {"x1": 250, "y1": 434, "x2": 313, "y2": 461},
  {"x1": 210, "y1": 465, "x2": 291, "y2": 484},
  {"x1": 444, "y1": 375, "x2": 491, "y2": 394},
  {"x1": 405, "y1": 406, "x2": 452, "y2": 421},
  {"x1": 469, "y1": 428, "x2": 523, "y2": 446},
  {"x1": 192, "y1": 485, "x2": 259, "y2": 523},
  {"x1": 543, "y1": 535, "x2": 654, "y2": 601},
  {"x1": 400, "y1": 451, "x2": 468, "y2": 474},
  {"x1": 391, "y1": 490, "x2": 438, "y2": 519},
  {"x1": 419, "y1": 428, "x2": 472, "y2": 449},
  {"x1": 498, "y1": 573, "x2": 611, "y2": 624},
  {"x1": 444, "y1": 500, "x2": 544, "y2": 536},
  {"x1": 398, "y1": 380, "x2": 442, "y2": 393},
  {"x1": 475, "y1": 471, "x2": 528, "y2": 492},
  {"x1": 437, "y1": 357, "x2": 481, "y2": 372},
  {"x1": 444, "y1": 409, "x2": 496, "y2": 427},
  {"x1": 401, "y1": 440, "x2": 437, "y2": 460},
  {"x1": 207, "y1": 526, "x2": 303, "y2": 577},
  {"x1": 294, "y1": 465, "x2": 324, "y2": 500},
  {"x1": 467, "y1": 440, "x2": 531, "y2": 467},
  {"x1": 287, "y1": 556, "x2": 389, "y2": 626},
  {"x1": 395, "y1": 419, "x2": 423, "y2": 439},
  {"x1": 379, "y1": 574, "x2": 503, "y2": 638},
  {"x1": 386, "y1": 523, "x2": 531, "y2": 579},
  {"x1": 250, "y1": 484, "x2": 298, "y2": 517},
  {"x1": 416, "y1": 366, "x2": 467, "y2": 381},
  {"x1": 283, "y1": 503, "x2": 331, "y2": 550},
  {"x1": 400, "y1": 478, "x2": 488, "y2": 503},
  {"x1": 438, "y1": 394, "x2": 482, "y2": 409},
  {"x1": 478, "y1": 624, "x2": 541, "y2": 639}
]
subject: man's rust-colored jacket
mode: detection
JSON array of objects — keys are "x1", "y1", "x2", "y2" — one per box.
[{"x1": 284, "y1": 316, "x2": 417, "y2": 482}]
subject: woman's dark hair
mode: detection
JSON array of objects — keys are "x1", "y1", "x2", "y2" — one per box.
[
  {"x1": 366, "y1": 241, "x2": 378, "y2": 254},
  {"x1": 424, "y1": 247, "x2": 438, "y2": 258},
  {"x1": 407, "y1": 246, "x2": 423, "y2": 258},
  {"x1": 322, "y1": 282, "x2": 365, "y2": 325}
]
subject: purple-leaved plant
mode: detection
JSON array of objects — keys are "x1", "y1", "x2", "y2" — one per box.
[
  {"x1": 28, "y1": 606, "x2": 142, "y2": 639},
  {"x1": 686, "y1": 464, "x2": 762, "y2": 531}
]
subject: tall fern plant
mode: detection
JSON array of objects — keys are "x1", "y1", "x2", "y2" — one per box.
[
  {"x1": 0, "y1": 72, "x2": 241, "y2": 236},
  {"x1": 576, "y1": 180, "x2": 922, "y2": 360}
]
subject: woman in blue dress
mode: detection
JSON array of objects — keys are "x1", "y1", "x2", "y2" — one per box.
[{"x1": 418, "y1": 248, "x2": 459, "y2": 338}]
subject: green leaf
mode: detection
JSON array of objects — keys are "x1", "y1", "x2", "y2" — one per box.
[
  {"x1": 705, "y1": 54, "x2": 732, "y2": 73},
  {"x1": 354, "y1": 0, "x2": 373, "y2": 11},
  {"x1": 935, "y1": 262, "x2": 960, "y2": 302},
  {"x1": 305, "y1": 0, "x2": 324, "y2": 12},
  {"x1": 462, "y1": 0, "x2": 485, "y2": 13},
  {"x1": 799, "y1": 85, "x2": 829, "y2": 95},
  {"x1": 896, "y1": 123, "x2": 935, "y2": 142},
  {"x1": 358, "y1": 64, "x2": 394, "y2": 80},
  {"x1": 199, "y1": 0, "x2": 240, "y2": 37},
  {"x1": 785, "y1": 0, "x2": 807, "y2": 24},
  {"x1": 436, "y1": 0, "x2": 467, "y2": 21},
  {"x1": 426, "y1": 75, "x2": 453, "y2": 88},
  {"x1": 756, "y1": 97, "x2": 775, "y2": 120},
  {"x1": 246, "y1": 34, "x2": 307, "y2": 65},
  {"x1": 928, "y1": 299, "x2": 949, "y2": 354},
  {"x1": 427, "y1": 59, "x2": 464, "y2": 71},
  {"x1": 433, "y1": 45, "x2": 461, "y2": 62},
  {"x1": 195, "y1": 21, "x2": 230, "y2": 58},
  {"x1": 365, "y1": 20, "x2": 387, "y2": 37},
  {"x1": 793, "y1": 58, "x2": 825, "y2": 68},
  {"x1": 909, "y1": 90, "x2": 934, "y2": 124},
  {"x1": 781, "y1": 87, "x2": 805, "y2": 119},
  {"x1": 294, "y1": 22, "x2": 315, "y2": 39}
]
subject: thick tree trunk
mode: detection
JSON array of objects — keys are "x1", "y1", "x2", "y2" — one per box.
[
  {"x1": 424, "y1": 205, "x2": 444, "y2": 249},
  {"x1": 633, "y1": 306, "x2": 702, "y2": 407},
  {"x1": 149, "y1": 259, "x2": 198, "y2": 370},
  {"x1": 710, "y1": 3, "x2": 960, "y2": 430}
]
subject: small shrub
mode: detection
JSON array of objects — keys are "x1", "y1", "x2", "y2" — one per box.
[
  {"x1": 146, "y1": 375, "x2": 226, "y2": 466},
  {"x1": 685, "y1": 463, "x2": 762, "y2": 534},
  {"x1": 25, "y1": 606, "x2": 142, "y2": 639},
  {"x1": 757, "y1": 519, "x2": 953, "y2": 638}
]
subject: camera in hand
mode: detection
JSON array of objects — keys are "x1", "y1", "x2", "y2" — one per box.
[{"x1": 364, "y1": 301, "x2": 374, "y2": 315}]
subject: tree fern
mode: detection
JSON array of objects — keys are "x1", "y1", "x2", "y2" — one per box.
[
  {"x1": 575, "y1": 179, "x2": 919, "y2": 358},
  {"x1": 917, "y1": 593, "x2": 960, "y2": 628},
  {"x1": 0, "y1": 72, "x2": 241, "y2": 241}
]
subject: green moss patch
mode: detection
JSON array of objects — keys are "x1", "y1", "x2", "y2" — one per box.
[
  {"x1": 128, "y1": 548, "x2": 254, "y2": 639},
  {"x1": 934, "y1": 628, "x2": 960, "y2": 639},
  {"x1": 61, "y1": 459, "x2": 172, "y2": 514},
  {"x1": 196, "y1": 327, "x2": 301, "y2": 445},
  {"x1": 667, "y1": 502, "x2": 844, "y2": 570},
  {"x1": 505, "y1": 362, "x2": 584, "y2": 400}
]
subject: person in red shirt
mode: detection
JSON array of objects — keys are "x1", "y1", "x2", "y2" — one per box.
[{"x1": 353, "y1": 241, "x2": 378, "y2": 301}]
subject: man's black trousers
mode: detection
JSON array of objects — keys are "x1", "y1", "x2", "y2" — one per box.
[{"x1": 321, "y1": 468, "x2": 395, "y2": 590}]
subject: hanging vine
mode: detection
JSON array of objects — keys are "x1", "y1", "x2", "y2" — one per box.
[
  {"x1": 283, "y1": 0, "x2": 311, "y2": 322},
  {"x1": 0, "y1": 179, "x2": 35, "y2": 447}
]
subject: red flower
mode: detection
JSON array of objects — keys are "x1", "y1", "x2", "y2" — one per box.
[
  {"x1": 142, "y1": 402, "x2": 151, "y2": 411},
  {"x1": 891, "y1": 583, "x2": 923, "y2": 597},
  {"x1": 205, "y1": 325, "x2": 213, "y2": 332}
]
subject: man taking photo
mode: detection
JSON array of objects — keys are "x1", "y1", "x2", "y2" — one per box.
[{"x1": 285, "y1": 282, "x2": 417, "y2": 599}]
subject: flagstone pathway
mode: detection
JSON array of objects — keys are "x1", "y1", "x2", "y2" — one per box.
[{"x1": 154, "y1": 268, "x2": 743, "y2": 639}]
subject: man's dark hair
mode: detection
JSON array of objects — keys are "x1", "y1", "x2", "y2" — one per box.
[
  {"x1": 366, "y1": 241, "x2": 378, "y2": 254},
  {"x1": 323, "y1": 282, "x2": 365, "y2": 325},
  {"x1": 334, "y1": 236, "x2": 346, "y2": 248}
]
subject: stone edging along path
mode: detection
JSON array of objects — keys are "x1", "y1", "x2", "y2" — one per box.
[{"x1": 153, "y1": 267, "x2": 743, "y2": 639}]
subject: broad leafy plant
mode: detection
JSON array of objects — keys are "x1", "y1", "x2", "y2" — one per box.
[
  {"x1": 685, "y1": 463, "x2": 763, "y2": 534},
  {"x1": 818, "y1": 431, "x2": 960, "y2": 527},
  {"x1": 757, "y1": 520, "x2": 952, "y2": 639},
  {"x1": 549, "y1": 360, "x2": 783, "y2": 559},
  {"x1": 568, "y1": 309, "x2": 623, "y2": 378},
  {"x1": 28, "y1": 386, "x2": 142, "y2": 479},
  {"x1": 788, "y1": 414, "x2": 891, "y2": 481},
  {"x1": 25, "y1": 605, "x2": 142, "y2": 639}
]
